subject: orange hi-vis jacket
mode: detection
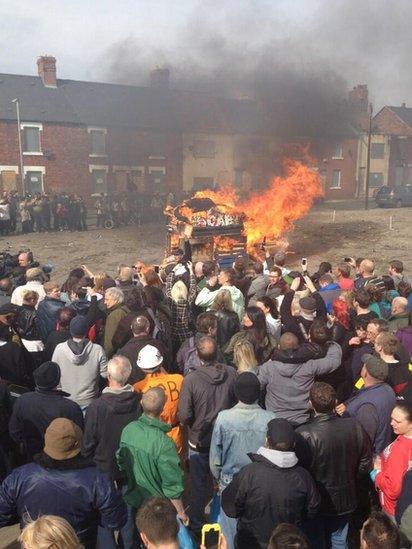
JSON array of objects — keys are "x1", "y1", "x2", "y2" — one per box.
[{"x1": 133, "y1": 371, "x2": 184, "y2": 453}]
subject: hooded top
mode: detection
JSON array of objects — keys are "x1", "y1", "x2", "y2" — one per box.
[
  {"x1": 52, "y1": 339, "x2": 108, "y2": 406},
  {"x1": 195, "y1": 285, "x2": 245, "y2": 320}
]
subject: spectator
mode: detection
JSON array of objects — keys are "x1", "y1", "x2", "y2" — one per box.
[
  {"x1": 360, "y1": 511, "x2": 400, "y2": 549},
  {"x1": 233, "y1": 339, "x2": 259, "y2": 374},
  {"x1": 256, "y1": 295, "x2": 281, "y2": 341},
  {"x1": 119, "y1": 315, "x2": 167, "y2": 383},
  {"x1": 211, "y1": 289, "x2": 240, "y2": 349},
  {"x1": 372, "y1": 403, "x2": 412, "y2": 520},
  {"x1": 117, "y1": 387, "x2": 187, "y2": 545},
  {"x1": 0, "y1": 418, "x2": 126, "y2": 549},
  {"x1": 335, "y1": 262, "x2": 354, "y2": 291},
  {"x1": 103, "y1": 286, "x2": 128, "y2": 358},
  {"x1": 68, "y1": 283, "x2": 90, "y2": 316},
  {"x1": 247, "y1": 261, "x2": 270, "y2": 306},
  {"x1": 210, "y1": 372, "x2": 276, "y2": 548},
  {"x1": 0, "y1": 323, "x2": 31, "y2": 387},
  {"x1": 355, "y1": 259, "x2": 385, "y2": 292},
  {"x1": 266, "y1": 250, "x2": 290, "y2": 277},
  {"x1": 366, "y1": 284, "x2": 391, "y2": 320},
  {"x1": 353, "y1": 289, "x2": 379, "y2": 324},
  {"x1": 296, "y1": 382, "x2": 371, "y2": 548},
  {"x1": 268, "y1": 524, "x2": 309, "y2": 549},
  {"x1": 232, "y1": 257, "x2": 251, "y2": 297},
  {"x1": 116, "y1": 265, "x2": 135, "y2": 303},
  {"x1": 396, "y1": 470, "x2": 412, "y2": 544},
  {"x1": 178, "y1": 336, "x2": 237, "y2": 534},
  {"x1": 0, "y1": 277, "x2": 12, "y2": 307},
  {"x1": 312, "y1": 261, "x2": 333, "y2": 287},
  {"x1": 11, "y1": 267, "x2": 46, "y2": 307},
  {"x1": 133, "y1": 345, "x2": 184, "y2": 453},
  {"x1": 52, "y1": 315, "x2": 107, "y2": 411},
  {"x1": 44, "y1": 306, "x2": 76, "y2": 360},
  {"x1": 318, "y1": 273, "x2": 341, "y2": 313},
  {"x1": 9, "y1": 361, "x2": 83, "y2": 460},
  {"x1": 136, "y1": 497, "x2": 180, "y2": 549},
  {"x1": 388, "y1": 297, "x2": 410, "y2": 332},
  {"x1": 14, "y1": 290, "x2": 44, "y2": 370},
  {"x1": 336, "y1": 354, "x2": 396, "y2": 453},
  {"x1": 196, "y1": 268, "x2": 245, "y2": 320},
  {"x1": 221, "y1": 418, "x2": 320, "y2": 549},
  {"x1": 374, "y1": 331, "x2": 411, "y2": 400},
  {"x1": 19, "y1": 515, "x2": 83, "y2": 549},
  {"x1": 265, "y1": 266, "x2": 288, "y2": 301},
  {"x1": 388, "y1": 259, "x2": 411, "y2": 288},
  {"x1": 397, "y1": 280, "x2": 412, "y2": 311},
  {"x1": 36, "y1": 280, "x2": 65, "y2": 341},
  {"x1": 258, "y1": 331, "x2": 342, "y2": 425}
]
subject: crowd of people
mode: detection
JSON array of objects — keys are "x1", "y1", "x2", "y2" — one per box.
[{"x1": 0, "y1": 244, "x2": 411, "y2": 549}]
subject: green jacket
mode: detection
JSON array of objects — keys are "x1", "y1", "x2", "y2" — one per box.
[
  {"x1": 388, "y1": 312, "x2": 410, "y2": 333},
  {"x1": 103, "y1": 304, "x2": 129, "y2": 358},
  {"x1": 117, "y1": 413, "x2": 184, "y2": 508}
]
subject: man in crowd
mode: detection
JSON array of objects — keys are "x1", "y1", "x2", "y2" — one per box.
[
  {"x1": 360, "y1": 511, "x2": 400, "y2": 549},
  {"x1": 103, "y1": 287, "x2": 128, "y2": 358},
  {"x1": 116, "y1": 265, "x2": 135, "y2": 303},
  {"x1": 52, "y1": 315, "x2": 107, "y2": 411},
  {"x1": 247, "y1": 261, "x2": 270, "y2": 306},
  {"x1": 296, "y1": 382, "x2": 371, "y2": 548},
  {"x1": 353, "y1": 289, "x2": 378, "y2": 324},
  {"x1": 11, "y1": 267, "x2": 46, "y2": 307},
  {"x1": 336, "y1": 354, "x2": 396, "y2": 453},
  {"x1": 119, "y1": 315, "x2": 167, "y2": 383},
  {"x1": 265, "y1": 266, "x2": 287, "y2": 300},
  {"x1": 388, "y1": 259, "x2": 411, "y2": 288},
  {"x1": 258, "y1": 328, "x2": 342, "y2": 425},
  {"x1": 318, "y1": 274, "x2": 341, "y2": 313},
  {"x1": 355, "y1": 259, "x2": 385, "y2": 291},
  {"x1": 117, "y1": 387, "x2": 187, "y2": 546},
  {"x1": 388, "y1": 297, "x2": 410, "y2": 332},
  {"x1": 374, "y1": 331, "x2": 411, "y2": 399},
  {"x1": 335, "y1": 262, "x2": 354, "y2": 291},
  {"x1": 134, "y1": 345, "x2": 184, "y2": 454},
  {"x1": 9, "y1": 361, "x2": 84, "y2": 460},
  {"x1": 0, "y1": 418, "x2": 126, "y2": 548},
  {"x1": 195, "y1": 268, "x2": 245, "y2": 320},
  {"x1": 210, "y1": 372, "x2": 276, "y2": 548},
  {"x1": 136, "y1": 498, "x2": 180, "y2": 549},
  {"x1": 178, "y1": 336, "x2": 237, "y2": 534},
  {"x1": 221, "y1": 418, "x2": 320, "y2": 549},
  {"x1": 36, "y1": 280, "x2": 65, "y2": 341},
  {"x1": 0, "y1": 278, "x2": 12, "y2": 307}
]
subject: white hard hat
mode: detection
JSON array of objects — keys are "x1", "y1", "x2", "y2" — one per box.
[{"x1": 137, "y1": 344, "x2": 163, "y2": 370}]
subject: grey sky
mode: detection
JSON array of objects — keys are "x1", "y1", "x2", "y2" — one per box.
[{"x1": 1, "y1": 0, "x2": 412, "y2": 109}]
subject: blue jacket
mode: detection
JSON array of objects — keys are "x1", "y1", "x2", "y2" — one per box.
[
  {"x1": 0, "y1": 456, "x2": 126, "y2": 548},
  {"x1": 319, "y1": 283, "x2": 341, "y2": 314},
  {"x1": 210, "y1": 402, "x2": 276, "y2": 485},
  {"x1": 36, "y1": 296, "x2": 66, "y2": 341}
]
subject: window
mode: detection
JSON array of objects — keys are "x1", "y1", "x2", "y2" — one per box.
[
  {"x1": 91, "y1": 169, "x2": 108, "y2": 194},
  {"x1": 370, "y1": 143, "x2": 385, "y2": 159},
  {"x1": 90, "y1": 130, "x2": 106, "y2": 156},
  {"x1": 332, "y1": 143, "x2": 343, "y2": 158},
  {"x1": 149, "y1": 135, "x2": 167, "y2": 159},
  {"x1": 193, "y1": 140, "x2": 216, "y2": 158},
  {"x1": 23, "y1": 127, "x2": 41, "y2": 153},
  {"x1": 193, "y1": 177, "x2": 214, "y2": 190},
  {"x1": 148, "y1": 167, "x2": 166, "y2": 190},
  {"x1": 330, "y1": 169, "x2": 341, "y2": 189},
  {"x1": 26, "y1": 171, "x2": 43, "y2": 194},
  {"x1": 368, "y1": 172, "x2": 384, "y2": 187}
]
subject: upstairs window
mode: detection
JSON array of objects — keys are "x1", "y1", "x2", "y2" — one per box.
[
  {"x1": 332, "y1": 143, "x2": 343, "y2": 158},
  {"x1": 193, "y1": 140, "x2": 216, "y2": 158},
  {"x1": 23, "y1": 126, "x2": 41, "y2": 153},
  {"x1": 371, "y1": 143, "x2": 385, "y2": 159},
  {"x1": 330, "y1": 169, "x2": 341, "y2": 189},
  {"x1": 90, "y1": 129, "x2": 106, "y2": 156}
]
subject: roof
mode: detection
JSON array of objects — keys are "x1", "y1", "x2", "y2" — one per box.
[
  {"x1": 386, "y1": 106, "x2": 412, "y2": 129},
  {"x1": 0, "y1": 73, "x2": 264, "y2": 134}
]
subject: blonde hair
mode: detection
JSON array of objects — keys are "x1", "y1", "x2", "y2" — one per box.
[
  {"x1": 170, "y1": 280, "x2": 188, "y2": 302},
  {"x1": 22, "y1": 290, "x2": 39, "y2": 304},
  {"x1": 211, "y1": 289, "x2": 233, "y2": 312},
  {"x1": 234, "y1": 339, "x2": 258, "y2": 373},
  {"x1": 19, "y1": 515, "x2": 83, "y2": 549},
  {"x1": 93, "y1": 272, "x2": 107, "y2": 293}
]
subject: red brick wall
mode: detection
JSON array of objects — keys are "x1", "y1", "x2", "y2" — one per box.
[
  {"x1": 374, "y1": 107, "x2": 412, "y2": 136},
  {"x1": 319, "y1": 137, "x2": 358, "y2": 199}
]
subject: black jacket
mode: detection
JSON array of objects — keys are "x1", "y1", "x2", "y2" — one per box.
[
  {"x1": 44, "y1": 328, "x2": 71, "y2": 361},
  {"x1": 295, "y1": 413, "x2": 371, "y2": 516},
  {"x1": 222, "y1": 452, "x2": 320, "y2": 549},
  {"x1": 178, "y1": 361, "x2": 237, "y2": 450},
  {"x1": 0, "y1": 341, "x2": 31, "y2": 388},
  {"x1": 14, "y1": 305, "x2": 41, "y2": 341},
  {"x1": 82, "y1": 388, "x2": 142, "y2": 480},
  {"x1": 36, "y1": 296, "x2": 65, "y2": 341},
  {"x1": 214, "y1": 309, "x2": 241, "y2": 349},
  {"x1": 280, "y1": 290, "x2": 327, "y2": 342},
  {"x1": 9, "y1": 388, "x2": 84, "y2": 460}
]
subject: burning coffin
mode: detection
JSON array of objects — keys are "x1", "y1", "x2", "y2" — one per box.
[{"x1": 165, "y1": 197, "x2": 247, "y2": 267}]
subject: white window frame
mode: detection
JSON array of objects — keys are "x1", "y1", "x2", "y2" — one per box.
[
  {"x1": 0, "y1": 166, "x2": 19, "y2": 173},
  {"x1": 90, "y1": 166, "x2": 109, "y2": 196},
  {"x1": 330, "y1": 169, "x2": 342, "y2": 189},
  {"x1": 148, "y1": 166, "x2": 166, "y2": 175},
  {"x1": 87, "y1": 127, "x2": 107, "y2": 157},
  {"x1": 332, "y1": 143, "x2": 343, "y2": 159},
  {"x1": 21, "y1": 123, "x2": 43, "y2": 155},
  {"x1": 24, "y1": 166, "x2": 45, "y2": 193},
  {"x1": 113, "y1": 165, "x2": 145, "y2": 175}
]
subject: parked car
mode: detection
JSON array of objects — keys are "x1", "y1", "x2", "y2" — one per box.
[{"x1": 375, "y1": 185, "x2": 412, "y2": 207}]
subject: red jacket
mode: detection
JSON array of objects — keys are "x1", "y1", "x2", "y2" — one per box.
[{"x1": 375, "y1": 435, "x2": 412, "y2": 516}]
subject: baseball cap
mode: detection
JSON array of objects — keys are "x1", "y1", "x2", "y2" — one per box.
[
  {"x1": 362, "y1": 354, "x2": 388, "y2": 381},
  {"x1": 137, "y1": 344, "x2": 163, "y2": 370},
  {"x1": 299, "y1": 296, "x2": 317, "y2": 312}
]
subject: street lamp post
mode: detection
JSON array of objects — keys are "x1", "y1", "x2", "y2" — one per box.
[
  {"x1": 12, "y1": 98, "x2": 25, "y2": 195},
  {"x1": 364, "y1": 103, "x2": 373, "y2": 210}
]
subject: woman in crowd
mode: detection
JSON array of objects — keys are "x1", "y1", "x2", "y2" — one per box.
[
  {"x1": 0, "y1": 323, "x2": 31, "y2": 388},
  {"x1": 19, "y1": 515, "x2": 83, "y2": 549},
  {"x1": 14, "y1": 290, "x2": 44, "y2": 372},
  {"x1": 366, "y1": 284, "x2": 391, "y2": 320},
  {"x1": 233, "y1": 339, "x2": 258, "y2": 374},
  {"x1": 373, "y1": 403, "x2": 412, "y2": 520},
  {"x1": 224, "y1": 306, "x2": 276, "y2": 365},
  {"x1": 256, "y1": 296, "x2": 281, "y2": 342},
  {"x1": 211, "y1": 289, "x2": 240, "y2": 348},
  {"x1": 43, "y1": 307, "x2": 76, "y2": 360},
  {"x1": 329, "y1": 298, "x2": 351, "y2": 345}
]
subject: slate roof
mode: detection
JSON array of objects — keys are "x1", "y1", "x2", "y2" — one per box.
[
  {"x1": 386, "y1": 106, "x2": 412, "y2": 129},
  {"x1": 0, "y1": 73, "x2": 264, "y2": 134}
]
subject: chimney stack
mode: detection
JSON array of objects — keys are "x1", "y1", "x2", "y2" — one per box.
[
  {"x1": 150, "y1": 68, "x2": 170, "y2": 90},
  {"x1": 37, "y1": 56, "x2": 57, "y2": 88},
  {"x1": 348, "y1": 84, "x2": 368, "y2": 111}
]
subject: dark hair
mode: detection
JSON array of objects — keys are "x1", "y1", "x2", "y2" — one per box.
[
  {"x1": 318, "y1": 261, "x2": 332, "y2": 275},
  {"x1": 309, "y1": 320, "x2": 331, "y2": 345},
  {"x1": 337, "y1": 262, "x2": 351, "y2": 278},
  {"x1": 361, "y1": 511, "x2": 400, "y2": 549},
  {"x1": 136, "y1": 497, "x2": 179, "y2": 546},
  {"x1": 196, "y1": 312, "x2": 217, "y2": 334},
  {"x1": 244, "y1": 306, "x2": 269, "y2": 362},
  {"x1": 268, "y1": 523, "x2": 309, "y2": 549},
  {"x1": 0, "y1": 323, "x2": 12, "y2": 341},
  {"x1": 132, "y1": 315, "x2": 150, "y2": 335},
  {"x1": 397, "y1": 281, "x2": 411, "y2": 298},
  {"x1": 381, "y1": 275, "x2": 396, "y2": 292},
  {"x1": 269, "y1": 266, "x2": 282, "y2": 277},
  {"x1": 288, "y1": 271, "x2": 305, "y2": 291},
  {"x1": 222, "y1": 268, "x2": 235, "y2": 285},
  {"x1": 354, "y1": 289, "x2": 371, "y2": 308},
  {"x1": 366, "y1": 284, "x2": 383, "y2": 303},
  {"x1": 309, "y1": 382, "x2": 336, "y2": 413},
  {"x1": 202, "y1": 261, "x2": 217, "y2": 278},
  {"x1": 233, "y1": 257, "x2": 246, "y2": 274},
  {"x1": 394, "y1": 401, "x2": 412, "y2": 423},
  {"x1": 253, "y1": 261, "x2": 264, "y2": 275},
  {"x1": 367, "y1": 318, "x2": 389, "y2": 332},
  {"x1": 319, "y1": 273, "x2": 333, "y2": 286},
  {"x1": 356, "y1": 257, "x2": 365, "y2": 267},
  {"x1": 256, "y1": 296, "x2": 278, "y2": 319},
  {"x1": 124, "y1": 287, "x2": 147, "y2": 310},
  {"x1": 58, "y1": 307, "x2": 77, "y2": 329},
  {"x1": 196, "y1": 335, "x2": 217, "y2": 362},
  {"x1": 389, "y1": 260, "x2": 403, "y2": 274}
]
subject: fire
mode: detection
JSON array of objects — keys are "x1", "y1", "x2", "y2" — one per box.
[{"x1": 192, "y1": 158, "x2": 323, "y2": 252}]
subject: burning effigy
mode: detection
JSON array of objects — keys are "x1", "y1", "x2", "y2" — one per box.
[{"x1": 166, "y1": 158, "x2": 323, "y2": 265}]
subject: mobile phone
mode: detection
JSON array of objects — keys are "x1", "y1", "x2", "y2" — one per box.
[
  {"x1": 154, "y1": 265, "x2": 160, "y2": 274},
  {"x1": 201, "y1": 523, "x2": 221, "y2": 548},
  {"x1": 301, "y1": 257, "x2": 307, "y2": 269}
]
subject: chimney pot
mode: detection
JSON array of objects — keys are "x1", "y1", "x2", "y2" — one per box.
[
  {"x1": 401, "y1": 102, "x2": 406, "y2": 108},
  {"x1": 37, "y1": 56, "x2": 57, "y2": 88},
  {"x1": 150, "y1": 68, "x2": 170, "y2": 90}
]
